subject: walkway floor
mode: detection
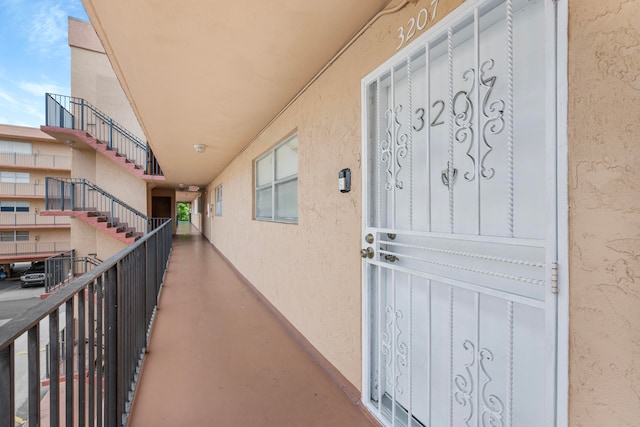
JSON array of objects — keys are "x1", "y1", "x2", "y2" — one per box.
[{"x1": 128, "y1": 223, "x2": 377, "y2": 426}]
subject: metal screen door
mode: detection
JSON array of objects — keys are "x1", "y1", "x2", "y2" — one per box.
[{"x1": 361, "y1": 0, "x2": 558, "y2": 426}]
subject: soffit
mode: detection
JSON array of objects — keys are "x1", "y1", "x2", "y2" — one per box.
[{"x1": 82, "y1": 0, "x2": 390, "y2": 188}]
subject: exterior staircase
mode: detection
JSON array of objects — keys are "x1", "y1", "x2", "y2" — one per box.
[
  {"x1": 41, "y1": 93, "x2": 165, "y2": 181},
  {"x1": 42, "y1": 177, "x2": 150, "y2": 245}
]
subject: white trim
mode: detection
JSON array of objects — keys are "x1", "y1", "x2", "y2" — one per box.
[{"x1": 555, "y1": 0, "x2": 569, "y2": 425}]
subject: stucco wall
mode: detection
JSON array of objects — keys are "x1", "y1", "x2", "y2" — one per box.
[
  {"x1": 206, "y1": 0, "x2": 463, "y2": 389},
  {"x1": 69, "y1": 18, "x2": 149, "y2": 260},
  {"x1": 568, "y1": 0, "x2": 640, "y2": 425}
]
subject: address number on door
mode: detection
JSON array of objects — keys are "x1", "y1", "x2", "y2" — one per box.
[{"x1": 396, "y1": 0, "x2": 440, "y2": 50}]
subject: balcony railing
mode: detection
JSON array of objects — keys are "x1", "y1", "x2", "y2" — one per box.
[
  {"x1": 46, "y1": 177, "x2": 148, "y2": 237},
  {"x1": 0, "y1": 220, "x2": 172, "y2": 427},
  {"x1": 0, "y1": 213, "x2": 70, "y2": 227},
  {"x1": 0, "y1": 241, "x2": 70, "y2": 256},
  {"x1": 45, "y1": 94, "x2": 164, "y2": 176},
  {"x1": 0, "y1": 183, "x2": 44, "y2": 197},
  {"x1": 44, "y1": 250, "x2": 102, "y2": 293},
  {"x1": 0, "y1": 152, "x2": 70, "y2": 170}
]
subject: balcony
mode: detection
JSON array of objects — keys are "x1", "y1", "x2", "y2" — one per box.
[
  {"x1": 0, "y1": 183, "x2": 44, "y2": 198},
  {"x1": 0, "y1": 152, "x2": 70, "y2": 171},
  {"x1": 0, "y1": 213, "x2": 70, "y2": 229},
  {"x1": 0, "y1": 222, "x2": 377, "y2": 427},
  {"x1": 0, "y1": 241, "x2": 70, "y2": 263}
]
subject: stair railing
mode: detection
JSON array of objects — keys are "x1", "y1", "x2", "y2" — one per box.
[
  {"x1": 45, "y1": 93, "x2": 164, "y2": 176},
  {"x1": 45, "y1": 177, "x2": 149, "y2": 237}
]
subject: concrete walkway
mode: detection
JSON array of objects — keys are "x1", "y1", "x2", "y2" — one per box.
[{"x1": 127, "y1": 223, "x2": 377, "y2": 426}]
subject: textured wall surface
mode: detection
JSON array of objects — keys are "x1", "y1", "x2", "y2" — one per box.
[
  {"x1": 568, "y1": 0, "x2": 640, "y2": 425},
  {"x1": 205, "y1": 0, "x2": 463, "y2": 389}
]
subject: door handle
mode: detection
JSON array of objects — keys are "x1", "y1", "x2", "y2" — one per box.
[
  {"x1": 384, "y1": 254, "x2": 399, "y2": 263},
  {"x1": 360, "y1": 247, "x2": 374, "y2": 259}
]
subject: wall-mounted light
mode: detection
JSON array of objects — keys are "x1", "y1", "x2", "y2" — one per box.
[
  {"x1": 193, "y1": 144, "x2": 207, "y2": 153},
  {"x1": 65, "y1": 140, "x2": 75, "y2": 146}
]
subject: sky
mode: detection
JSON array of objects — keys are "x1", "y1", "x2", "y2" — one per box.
[{"x1": 0, "y1": 0, "x2": 88, "y2": 128}]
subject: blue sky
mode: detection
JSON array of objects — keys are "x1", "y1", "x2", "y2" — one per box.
[{"x1": 0, "y1": 0, "x2": 88, "y2": 127}]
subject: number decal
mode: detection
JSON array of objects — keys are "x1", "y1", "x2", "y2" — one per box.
[
  {"x1": 395, "y1": 2, "x2": 440, "y2": 50},
  {"x1": 431, "y1": 0, "x2": 439, "y2": 20},
  {"x1": 397, "y1": 27, "x2": 405, "y2": 50},
  {"x1": 406, "y1": 17, "x2": 416, "y2": 43},
  {"x1": 413, "y1": 108, "x2": 425, "y2": 131},
  {"x1": 431, "y1": 100, "x2": 445, "y2": 127},
  {"x1": 452, "y1": 90, "x2": 470, "y2": 116},
  {"x1": 417, "y1": 8, "x2": 428, "y2": 30}
]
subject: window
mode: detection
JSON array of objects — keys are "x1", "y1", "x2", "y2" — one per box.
[
  {"x1": 0, "y1": 171, "x2": 29, "y2": 183},
  {"x1": 0, "y1": 231, "x2": 29, "y2": 242},
  {"x1": 0, "y1": 201, "x2": 29, "y2": 212},
  {"x1": 255, "y1": 134, "x2": 298, "y2": 223},
  {"x1": 0, "y1": 141, "x2": 32, "y2": 154},
  {"x1": 215, "y1": 185, "x2": 222, "y2": 216}
]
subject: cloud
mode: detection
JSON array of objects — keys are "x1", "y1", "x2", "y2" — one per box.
[
  {"x1": 0, "y1": 89, "x2": 17, "y2": 105},
  {"x1": 28, "y1": 1, "x2": 68, "y2": 57},
  {"x1": 18, "y1": 80, "x2": 64, "y2": 97}
]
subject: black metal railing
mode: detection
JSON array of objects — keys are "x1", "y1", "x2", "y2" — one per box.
[
  {"x1": 44, "y1": 250, "x2": 102, "y2": 293},
  {"x1": 46, "y1": 177, "x2": 149, "y2": 237},
  {"x1": 0, "y1": 219, "x2": 172, "y2": 427},
  {"x1": 45, "y1": 93, "x2": 164, "y2": 177},
  {"x1": 148, "y1": 217, "x2": 171, "y2": 232}
]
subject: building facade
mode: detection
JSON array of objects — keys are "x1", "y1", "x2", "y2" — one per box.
[
  {"x1": 0, "y1": 124, "x2": 71, "y2": 273},
  {"x1": 59, "y1": 0, "x2": 640, "y2": 425}
]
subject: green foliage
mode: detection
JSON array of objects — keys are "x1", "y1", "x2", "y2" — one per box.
[{"x1": 177, "y1": 202, "x2": 190, "y2": 221}]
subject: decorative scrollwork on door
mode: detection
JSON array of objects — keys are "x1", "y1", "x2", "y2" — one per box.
[
  {"x1": 480, "y1": 59, "x2": 505, "y2": 180},
  {"x1": 480, "y1": 348, "x2": 505, "y2": 427},
  {"x1": 454, "y1": 340, "x2": 476, "y2": 427},
  {"x1": 454, "y1": 68, "x2": 476, "y2": 182},
  {"x1": 381, "y1": 105, "x2": 409, "y2": 191}
]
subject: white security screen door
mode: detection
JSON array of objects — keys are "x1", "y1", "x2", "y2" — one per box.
[{"x1": 361, "y1": 0, "x2": 559, "y2": 426}]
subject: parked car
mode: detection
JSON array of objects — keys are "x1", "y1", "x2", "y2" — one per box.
[{"x1": 20, "y1": 262, "x2": 46, "y2": 288}]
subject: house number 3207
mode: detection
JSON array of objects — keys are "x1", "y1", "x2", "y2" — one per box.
[{"x1": 397, "y1": 0, "x2": 440, "y2": 50}]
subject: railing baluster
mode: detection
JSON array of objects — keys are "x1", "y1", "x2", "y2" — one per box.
[
  {"x1": 50, "y1": 310, "x2": 60, "y2": 427},
  {"x1": 65, "y1": 299, "x2": 74, "y2": 427},
  {"x1": 28, "y1": 325, "x2": 41, "y2": 424},
  {"x1": 0, "y1": 343, "x2": 14, "y2": 427}
]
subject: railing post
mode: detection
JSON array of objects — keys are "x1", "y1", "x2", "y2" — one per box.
[
  {"x1": 82, "y1": 180, "x2": 86, "y2": 211},
  {"x1": 81, "y1": 98, "x2": 85, "y2": 130},
  {"x1": 110, "y1": 198, "x2": 115, "y2": 227},
  {"x1": 59, "y1": 103, "x2": 64, "y2": 128},
  {"x1": 0, "y1": 344, "x2": 15, "y2": 427},
  {"x1": 45, "y1": 177, "x2": 49, "y2": 210},
  {"x1": 109, "y1": 118, "x2": 113, "y2": 150},
  {"x1": 104, "y1": 266, "x2": 119, "y2": 427},
  {"x1": 71, "y1": 182, "x2": 76, "y2": 211},
  {"x1": 60, "y1": 179, "x2": 65, "y2": 211},
  {"x1": 45, "y1": 94, "x2": 49, "y2": 126}
]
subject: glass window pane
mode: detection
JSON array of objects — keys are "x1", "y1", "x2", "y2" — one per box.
[
  {"x1": 256, "y1": 187, "x2": 272, "y2": 219},
  {"x1": 0, "y1": 231, "x2": 13, "y2": 241},
  {"x1": 256, "y1": 153, "x2": 273, "y2": 187},
  {"x1": 15, "y1": 173, "x2": 29, "y2": 184},
  {"x1": 275, "y1": 179, "x2": 298, "y2": 221},
  {"x1": 15, "y1": 231, "x2": 29, "y2": 241},
  {"x1": 275, "y1": 136, "x2": 298, "y2": 180}
]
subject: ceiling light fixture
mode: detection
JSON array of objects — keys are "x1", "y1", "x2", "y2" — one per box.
[
  {"x1": 193, "y1": 144, "x2": 207, "y2": 153},
  {"x1": 65, "y1": 140, "x2": 75, "y2": 146}
]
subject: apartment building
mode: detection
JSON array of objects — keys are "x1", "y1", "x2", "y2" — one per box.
[
  {"x1": 3, "y1": 0, "x2": 636, "y2": 426},
  {"x1": 0, "y1": 124, "x2": 71, "y2": 275}
]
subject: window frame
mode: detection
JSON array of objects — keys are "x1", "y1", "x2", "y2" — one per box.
[
  {"x1": 254, "y1": 134, "x2": 298, "y2": 224},
  {"x1": 215, "y1": 185, "x2": 223, "y2": 216}
]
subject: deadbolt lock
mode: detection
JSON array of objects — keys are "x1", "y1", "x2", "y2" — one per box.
[
  {"x1": 360, "y1": 247, "x2": 375, "y2": 259},
  {"x1": 365, "y1": 233, "x2": 374, "y2": 244}
]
